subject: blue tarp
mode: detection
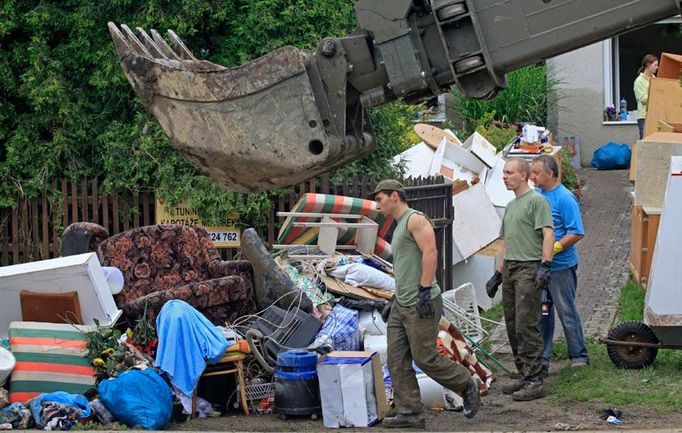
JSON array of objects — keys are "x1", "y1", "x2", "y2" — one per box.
[{"x1": 154, "y1": 300, "x2": 229, "y2": 396}]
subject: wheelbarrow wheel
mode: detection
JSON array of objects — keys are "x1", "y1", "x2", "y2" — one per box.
[{"x1": 606, "y1": 321, "x2": 659, "y2": 369}]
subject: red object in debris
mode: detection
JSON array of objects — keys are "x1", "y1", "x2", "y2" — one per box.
[{"x1": 258, "y1": 397, "x2": 274, "y2": 414}]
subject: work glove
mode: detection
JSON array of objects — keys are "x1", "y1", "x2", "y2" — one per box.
[
  {"x1": 535, "y1": 261, "x2": 552, "y2": 290},
  {"x1": 485, "y1": 271, "x2": 503, "y2": 298},
  {"x1": 553, "y1": 241, "x2": 563, "y2": 255},
  {"x1": 416, "y1": 285, "x2": 435, "y2": 319},
  {"x1": 381, "y1": 296, "x2": 394, "y2": 323}
]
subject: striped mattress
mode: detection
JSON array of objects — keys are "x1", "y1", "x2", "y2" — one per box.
[
  {"x1": 8, "y1": 321, "x2": 95, "y2": 403},
  {"x1": 277, "y1": 193, "x2": 395, "y2": 260}
]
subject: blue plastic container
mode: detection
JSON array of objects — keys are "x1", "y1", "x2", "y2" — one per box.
[{"x1": 274, "y1": 350, "x2": 320, "y2": 418}]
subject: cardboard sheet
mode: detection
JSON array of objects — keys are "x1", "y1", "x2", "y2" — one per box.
[
  {"x1": 451, "y1": 184, "x2": 502, "y2": 264},
  {"x1": 321, "y1": 275, "x2": 378, "y2": 300}
]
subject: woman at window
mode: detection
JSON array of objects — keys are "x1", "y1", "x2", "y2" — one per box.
[{"x1": 633, "y1": 54, "x2": 659, "y2": 140}]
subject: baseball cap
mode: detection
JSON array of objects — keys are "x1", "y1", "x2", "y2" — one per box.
[{"x1": 368, "y1": 179, "x2": 405, "y2": 199}]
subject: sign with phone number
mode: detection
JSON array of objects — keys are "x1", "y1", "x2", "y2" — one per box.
[{"x1": 155, "y1": 199, "x2": 240, "y2": 248}]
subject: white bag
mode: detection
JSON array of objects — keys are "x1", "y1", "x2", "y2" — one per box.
[{"x1": 328, "y1": 264, "x2": 395, "y2": 291}]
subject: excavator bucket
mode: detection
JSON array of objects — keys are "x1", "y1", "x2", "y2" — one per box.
[{"x1": 108, "y1": 23, "x2": 373, "y2": 193}]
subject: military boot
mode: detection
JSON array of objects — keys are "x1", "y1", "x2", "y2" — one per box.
[
  {"x1": 382, "y1": 413, "x2": 426, "y2": 429},
  {"x1": 501, "y1": 378, "x2": 525, "y2": 394},
  {"x1": 512, "y1": 379, "x2": 545, "y2": 401}
]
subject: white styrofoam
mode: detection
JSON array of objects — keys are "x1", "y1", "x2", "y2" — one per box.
[
  {"x1": 451, "y1": 184, "x2": 502, "y2": 263},
  {"x1": 452, "y1": 256, "x2": 500, "y2": 311},
  {"x1": 645, "y1": 156, "x2": 682, "y2": 324},
  {"x1": 0, "y1": 253, "x2": 122, "y2": 337},
  {"x1": 392, "y1": 142, "x2": 435, "y2": 178},
  {"x1": 0, "y1": 347, "x2": 15, "y2": 386},
  {"x1": 463, "y1": 132, "x2": 498, "y2": 168},
  {"x1": 484, "y1": 157, "x2": 515, "y2": 208},
  {"x1": 430, "y1": 138, "x2": 488, "y2": 185}
]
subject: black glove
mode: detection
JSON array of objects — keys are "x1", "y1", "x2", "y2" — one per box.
[
  {"x1": 381, "y1": 297, "x2": 394, "y2": 323},
  {"x1": 485, "y1": 271, "x2": 503, "y2": 298},
  {"x1": 416, "y1": 285, "x2": 435, "y2": 319},
  {"x1": 535, "y1": 261, "x2": 552, "y2": 290}
]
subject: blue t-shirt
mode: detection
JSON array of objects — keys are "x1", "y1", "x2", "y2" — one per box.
[{"x1": 536, "y1": 184, "x2": 584, "y2": 271}]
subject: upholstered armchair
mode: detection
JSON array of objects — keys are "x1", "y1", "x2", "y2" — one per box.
[{"x1": 60, "y1": 223, "x2": 256, "y2": 326}]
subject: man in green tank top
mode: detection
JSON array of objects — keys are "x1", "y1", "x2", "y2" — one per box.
[
  {"x1": 371, "y1": 180, "x2": 480, "y2": 428},
  {"x1": 485, "y1": 158, "x2": 554, "y2": 401}
]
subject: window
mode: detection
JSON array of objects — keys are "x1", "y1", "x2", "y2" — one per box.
[{"x1": 604, "y1": 18, "x2": 682, "y2": 115}]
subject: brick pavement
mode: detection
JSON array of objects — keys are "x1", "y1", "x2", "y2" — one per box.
[
  {"x1": 573, "y1": 167, "x2": 632, "y2": 337},
  {"x1": 488, "y1": 167, "x2": 632, "y2": 353}
]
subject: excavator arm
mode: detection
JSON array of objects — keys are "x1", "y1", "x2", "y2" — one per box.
[{"x1": 109, "y1": 0, "x2": 680, "y2": 193}]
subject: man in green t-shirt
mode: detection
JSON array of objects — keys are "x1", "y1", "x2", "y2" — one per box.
[
  {"x1": 371, "y1": 180, "x2": 480, "y2": 428},
  {"x1": 485, "y1": 158, "x2": 554, "y2": 401}
]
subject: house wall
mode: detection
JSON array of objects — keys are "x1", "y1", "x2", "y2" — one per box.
[{"x1": 547, "y1": 42, "x2": 638, "y2": 167}]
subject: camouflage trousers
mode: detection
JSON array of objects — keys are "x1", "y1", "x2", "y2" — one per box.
[
  {"x1": 387, "y1": 295, "x2": 472, "y2": 414},
  {"x1": 502, "y1": 260, "x2": 544, "y2": 379}
]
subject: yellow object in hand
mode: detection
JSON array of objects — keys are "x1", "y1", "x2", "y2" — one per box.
[{"x1": 553, "y1": 241, "x2": 563, "y2": 255}]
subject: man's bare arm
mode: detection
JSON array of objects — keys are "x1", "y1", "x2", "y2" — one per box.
[
  {"x1": 542, "y1": 226, "x2": 554, "y2": 262},
  {"x1": 408, "y1": 214, "x2": 438, "y2": 287},
  {"x1": 557, "y1": 233, "x2": 584, "y2": 249}
]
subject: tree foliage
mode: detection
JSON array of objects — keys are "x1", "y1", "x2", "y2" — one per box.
[{"x1": 0, "y1": 0, "x2": 410, "y2": 229}]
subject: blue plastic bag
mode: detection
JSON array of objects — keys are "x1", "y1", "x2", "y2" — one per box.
[
  {"x1": 98, "y1": 369, "x2": 173, "y2": 430},
  {"x1": 591, "y1": 142, "x2": 631, "y2": 170},
  {"x1": 29, "y1": 391, "x2": 91, "y2": 428}
]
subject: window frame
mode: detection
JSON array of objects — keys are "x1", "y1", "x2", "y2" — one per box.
[{"x1": 603, "y1": 16, "x2": 682, "y2": 124}]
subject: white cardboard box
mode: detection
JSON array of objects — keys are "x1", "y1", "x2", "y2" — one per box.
[
  {"x1": 0, "y1": 253, "x2": 122, "y2": 338},
  {"x1": 318, "y1": 351, "x2": 387, "y2": 428}
]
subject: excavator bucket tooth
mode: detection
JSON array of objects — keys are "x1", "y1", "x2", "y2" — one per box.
[{"x1": 107, "y1": 23, "x2": 372, "y2": 193}]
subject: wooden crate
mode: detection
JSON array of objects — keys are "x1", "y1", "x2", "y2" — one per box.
[{"x1": 630, "y1": 205, "x2": 661, "y2": 287}]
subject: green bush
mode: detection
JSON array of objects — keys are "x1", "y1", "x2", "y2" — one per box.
[{"x1": 449, "y1": 64, "x2": 560, "y2": 135}]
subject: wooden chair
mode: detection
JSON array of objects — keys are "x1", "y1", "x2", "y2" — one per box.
[{"x1": 192, "y1": 352, "x2": 250, "y2": 417}]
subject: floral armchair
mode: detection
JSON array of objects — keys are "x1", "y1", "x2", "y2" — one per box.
[{"x1": 61, "y1": 223, "x2": 256, "y2": 326}]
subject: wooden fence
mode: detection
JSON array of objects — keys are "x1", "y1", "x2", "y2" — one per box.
[{"x1": 0, "y1": 175, "x2": 454, "y2": 289}]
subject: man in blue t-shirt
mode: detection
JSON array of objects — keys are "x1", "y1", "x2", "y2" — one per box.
[{"x1": 530, "y1": 155, "x2": 589, "y2": 376}]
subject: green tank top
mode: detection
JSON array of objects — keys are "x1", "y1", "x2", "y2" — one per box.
[{"x1": 392, "y1": 208, "x2": 441, "y2": 307}]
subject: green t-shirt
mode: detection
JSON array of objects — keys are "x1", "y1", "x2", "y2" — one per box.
[
  {"x1": 501, "y1": 190, "x2": 553, "y2": 261},
  {"x1": 392, "y1": 208, "x2": 441, "y2": 307}
]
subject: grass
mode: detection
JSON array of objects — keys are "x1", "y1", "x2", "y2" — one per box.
[{"x1": 547, "y1": 280, "x2": 682, "y2": 413}]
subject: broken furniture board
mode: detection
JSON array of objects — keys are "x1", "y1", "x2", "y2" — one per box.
[
  {"x1": 657, "y1": 52, "x2": 682, "y2": 80},
  {"x1": 484, "y1": 157, "x2": 515, "y2": 218},
  {"x1": 634, "y1": 132, "x2": 682, "y2": 208},
  {"x1": 392, "y1": 142, "x2": 435, "y2": 179},
  {"x1": 430, "y1": 138, "x2": 488, "y2": 186},
  {"x1": 0, "y1": 253, "x2": 122, "y2": 338},
  {"x1": 452, "y1": 239, "x2": 504, "y2": 310},
  {"x1": 645, "y1": 156, "x2": 682, "y2": 332},
  {"x1": 321, "y1": 275, "x2": 379, "y2": 300},
  {"x1": 644, "y1": 77, "x2": 682, "y2": 139},
  {"x1": 462, "y1": 132, "x2": 498, "y2": 168},
  {"x1": 451, "y1": 184, "x2": 502, "y2": 264},
  {"x1": 414, "y1": 124, "x2": 462, "y2": 149}
]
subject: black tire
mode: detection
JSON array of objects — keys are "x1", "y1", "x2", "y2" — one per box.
[{"x1": 606, "y1": 321, "x2": 659, "y2": 369}]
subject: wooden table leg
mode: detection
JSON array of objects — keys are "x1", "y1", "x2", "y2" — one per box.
[{"x1": 236, "y1": 360, "x2": 250, "y2": 416}]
